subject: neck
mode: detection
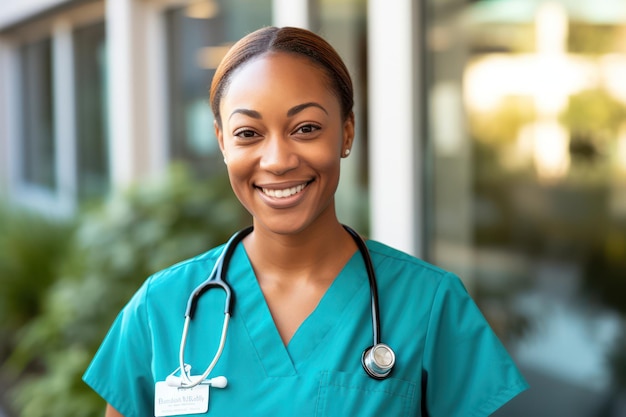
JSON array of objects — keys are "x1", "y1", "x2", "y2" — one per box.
[{"x1": 243, "y1": 218, "x2": 357, "y2": 285}]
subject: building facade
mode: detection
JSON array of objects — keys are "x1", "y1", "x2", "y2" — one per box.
[{"x1": 0, "y1": 0, "x2": 420, "y2": 255}]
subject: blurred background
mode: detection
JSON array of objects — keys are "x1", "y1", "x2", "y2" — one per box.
[{"x1": 0, "y1": 0, "x2": 625, "y2": 416}]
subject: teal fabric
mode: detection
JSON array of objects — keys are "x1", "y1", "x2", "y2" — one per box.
[{"x1": 83, "y1": 239, "x2": 528, "y2": 417}]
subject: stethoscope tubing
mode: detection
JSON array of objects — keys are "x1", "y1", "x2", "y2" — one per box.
[
  {"x1": 178, "y1": 227, "x2": 252, "y2": 387},
  {"x1": 178, "y1": 313, "x2": 230, "y2": 387},
  {"x1": 342, "y1": 225, "x2": 382, "y2": 347},
  {"x1": 177, "y1": 225, "x2": 393, "y2": 386},
  {"x1": 184, "y1": 226, "x2": 253, "y2": 319}
]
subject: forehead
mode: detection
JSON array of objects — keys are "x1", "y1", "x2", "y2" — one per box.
[{"x1": 221, "y1": 52, "x2": 338, "y2": 112}]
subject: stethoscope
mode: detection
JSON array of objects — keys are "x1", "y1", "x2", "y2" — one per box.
[{"x1": 166, "y1": 225, "x2": 396, "y2": 389}]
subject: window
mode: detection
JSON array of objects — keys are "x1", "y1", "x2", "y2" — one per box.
[
  {"x1": 165, "y1": 0, "x2": 272, "y2": 178},
  {"x1": 20, "y1": 37, "x2": 55, "y2": 190},
  {"x1": 5, "y1": 1, "x2": 108, "y2": 214},
  {"x1": 74, "y1": 22, "x2": 109, "y2": 201}
]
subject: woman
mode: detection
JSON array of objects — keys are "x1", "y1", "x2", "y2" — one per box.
[{"x1": 84, "y1": 26, "x2": 527, "y2": 417}]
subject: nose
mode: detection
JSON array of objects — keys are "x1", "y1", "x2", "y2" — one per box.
[{"x1": 259, "y1": 134, "x2": 299, "y2": 175}]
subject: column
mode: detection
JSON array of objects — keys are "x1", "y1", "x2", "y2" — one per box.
[{"x1": 368, "y1": 0, "x2": 423, "y2": 256}]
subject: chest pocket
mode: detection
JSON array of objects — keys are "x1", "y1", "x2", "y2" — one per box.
[{"x1": 315, "y1": 370, "x2": 417, "y2": 417}]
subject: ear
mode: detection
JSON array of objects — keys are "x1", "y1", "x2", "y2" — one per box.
[
  {"x1": 214, "y1": 120, "x2": 227, "y2": 162},
  {"x1": 342, "y1": 112, "x2": 355, "y2": 156}
]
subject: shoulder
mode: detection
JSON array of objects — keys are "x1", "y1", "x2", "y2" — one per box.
[
  {"x1": 365, "y1": 239, "x2": 451, "y2": 282},
  {"x1": 136, "y1": 244, "x2": 227, "y2": 303},
  {"x1": 364, "y1": 239, "x2": 470, "y2": 305},
  {"x1": 151, "y1": 244, "x2": 225, "y2": 281}
]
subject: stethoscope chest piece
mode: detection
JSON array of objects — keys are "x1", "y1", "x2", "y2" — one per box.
[{"x1": 362, "y1": 343, "x2": 395, "y2": 379}]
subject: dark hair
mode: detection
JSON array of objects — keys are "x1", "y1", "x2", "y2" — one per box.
[{"x1": 210, "y1": 26, "x2": 354, "y2": 127}]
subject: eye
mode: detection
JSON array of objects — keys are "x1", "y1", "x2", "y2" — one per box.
[
  {"x1": 294, "y1": 124, "x2": 321, "y2": 135},
  {"x1": 234, "y1": 129, "x2": 259, "y2": 139}
]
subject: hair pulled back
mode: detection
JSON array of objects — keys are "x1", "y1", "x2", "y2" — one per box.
[{"x1": 210, "y1": 26, "x2": 354, "y2": 127}]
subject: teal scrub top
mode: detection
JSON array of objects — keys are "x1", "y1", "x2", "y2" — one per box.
[{"x1": 83, "y1": 238, "x2": 528, "y2": 417}]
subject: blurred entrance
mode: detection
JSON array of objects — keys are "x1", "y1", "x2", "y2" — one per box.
[{"x1": 425, "y1": 0, "x2": 626, "y2": 415}]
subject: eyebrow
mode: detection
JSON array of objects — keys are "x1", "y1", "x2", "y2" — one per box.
[
  {"x1": 229, "y1": 108, "x2": 262, "y2": 120},
  {"x1": 287, "y1": 102, "x2": 328, "y2": 117},
  {"x1": 228, "y1": 102, "x2": 328, "y2": 121}
]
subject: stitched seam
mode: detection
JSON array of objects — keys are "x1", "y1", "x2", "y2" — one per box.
[
  {"x1": 146, "y1": 245, "x2": 225, "y2": 286},
  {"x1": 314, "y1": 371, "x2": 328, "y2": 417},
  {"x1": 366, "y1": 241, "x2": 448, "y2": 277},
  {"x1": 322, "y1": 381, "x2": 416, "y2": 400}
]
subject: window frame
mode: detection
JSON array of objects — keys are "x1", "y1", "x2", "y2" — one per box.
[{"x1": 0, "y1": 2, "x2": 105, "y2": 216}]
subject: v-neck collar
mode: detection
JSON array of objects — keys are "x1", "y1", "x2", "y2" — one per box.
[{"x1": 228, "y1": 243, "x2": 366, "y2": 377}]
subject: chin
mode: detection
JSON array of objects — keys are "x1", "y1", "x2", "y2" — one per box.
[
  {"x1": 253, "y1": 216, "x2": 314, "y2": 236},
  {"x1": 258, "y1": 223, "x2": 306, "y2": 236}
]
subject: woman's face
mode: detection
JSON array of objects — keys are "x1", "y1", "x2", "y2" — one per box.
[{"x1": 215, "y1": 52, "x2": 354, "y2": 236}]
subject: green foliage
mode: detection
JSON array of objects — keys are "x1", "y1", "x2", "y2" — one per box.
[
  {"x1": 11, "y1": 347, "x2": 100, "y2": 417},
  {"x1": 561, "y1": 89, "x2": 626, "y2": 136},
  {"x1": 568, "y1": 24, "x2": 621, "y2": 55},
  {"x1": 468, "y1": 95, "x2": 536, "y2": 145},
  {"x1": 4, "y1": 165, "x2": 248, "y2": 417},
  {"x1": 0, "y1": 203, "x2": 74, "y2": 363}
]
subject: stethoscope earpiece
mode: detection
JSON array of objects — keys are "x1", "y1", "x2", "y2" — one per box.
[
  {"x1": 166, "y1": 374, "x2": 228, "y2": 388},
  {"x1": 362, "y1": 343, "x2": 396, "y2": 380}
]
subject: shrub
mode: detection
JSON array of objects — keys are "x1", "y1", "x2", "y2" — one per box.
[
  {"x1": 6, "y1": 165, "x2": 248, "y2": 417},
  {"x1": 0, "y1": 202, "x2": 74, "y2": 366}
]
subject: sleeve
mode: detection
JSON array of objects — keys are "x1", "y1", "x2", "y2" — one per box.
[
  {"x1": 83, "y1": 280, "x2": 155, "y2": 417},
  {"x1": 422, "y1": 273, "x2": 528, "y2": 417}
]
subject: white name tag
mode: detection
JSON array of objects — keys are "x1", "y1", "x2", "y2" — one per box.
[{"x1": 154, "y1": 381, "x2": 209, "y2": 416}]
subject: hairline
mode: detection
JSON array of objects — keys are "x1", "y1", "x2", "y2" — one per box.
[{"x1": 217, "y1": 50, "x2": 344, "y2": 121}]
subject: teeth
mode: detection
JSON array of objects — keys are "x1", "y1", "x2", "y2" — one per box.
[{"x1": 262, "y1": 183, "x2": 306, "y2": 198}]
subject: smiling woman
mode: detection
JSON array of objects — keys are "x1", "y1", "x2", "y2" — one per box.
[
  {"x1": 215, "y1": 50, "x2": 352, "y2": 236},
  {"x1": 83, "y1": 26, "x2": 527, "y2": 417}
]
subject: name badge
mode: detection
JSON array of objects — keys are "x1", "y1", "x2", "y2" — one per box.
[{"x1": 154, "y1": 381, "x2": 209, "y2": 416}]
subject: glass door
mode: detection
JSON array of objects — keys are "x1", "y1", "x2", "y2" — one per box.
[{"x1": 425, "y1": 0, "x2": 626, "y2": 415}]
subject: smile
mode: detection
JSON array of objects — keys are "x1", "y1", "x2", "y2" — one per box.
[{"x1": 261, "y1": 182, "x2": 308, "y2": 198}]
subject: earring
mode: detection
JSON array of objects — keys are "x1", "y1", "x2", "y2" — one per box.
[{"x1": 343, "y1": 149, "x2": 351, "y2": 157}]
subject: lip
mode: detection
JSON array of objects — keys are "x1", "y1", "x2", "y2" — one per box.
[{"x1": 255, "y1": 180, "x2": 313, "y2": 208}]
